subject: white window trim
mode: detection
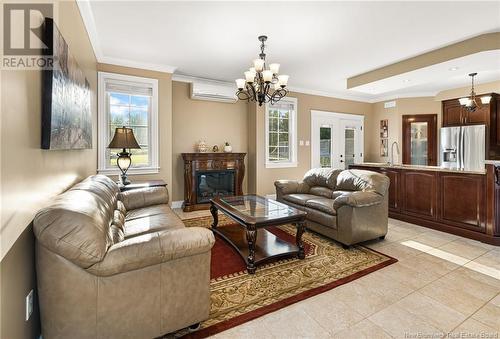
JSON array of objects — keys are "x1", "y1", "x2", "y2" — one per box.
[
  {"x1": 265, "y1": 97, "x2": 298, "y2": 168},
  {"x1": 97, "y1": 71, "x2": 159, "y2": 175}
]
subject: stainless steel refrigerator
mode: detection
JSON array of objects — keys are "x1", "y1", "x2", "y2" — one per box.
[{"x1": 440, "y1": 125, "x2": 485, "y2": 171}]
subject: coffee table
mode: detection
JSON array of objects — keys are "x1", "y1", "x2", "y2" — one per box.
[{"x1": 210, "y1": 194, "x2": 307, "y2": 274}]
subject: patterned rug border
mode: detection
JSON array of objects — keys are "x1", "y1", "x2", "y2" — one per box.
[{"x1": 183, "y1": 244, "x2": 397, "y2": 339}]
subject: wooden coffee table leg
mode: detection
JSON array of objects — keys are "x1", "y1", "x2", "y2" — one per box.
[
  {"x1": 210, "y1": 202, "x2": 218, "y2": 229},
  {"x1": 246, "y1": 227, "x2": 257, "y2": 274},
  {"x1": 295, "y1": 220, "x2": 306, "y2": 259}
]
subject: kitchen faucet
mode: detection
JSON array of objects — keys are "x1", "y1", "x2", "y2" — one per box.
[{"x1": 389, "y1": 141, "x2": 400, "y2": 166}]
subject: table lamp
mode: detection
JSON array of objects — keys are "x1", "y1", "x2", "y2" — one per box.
[{"x1": 108, "y1": 126, "x2": 141, "y2": 185}]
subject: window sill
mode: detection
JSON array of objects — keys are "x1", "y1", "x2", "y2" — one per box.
[
  {"x1": 265, "y1": 161, "x2": 298, "y2": 169},
  {"x1": 97, "y1": 167, "x2": 160, "y2": 175}
]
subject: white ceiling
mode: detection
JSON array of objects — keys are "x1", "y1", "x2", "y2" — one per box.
[{"x1": 79, "y1": 1, "x2": 500, "y2": 102}]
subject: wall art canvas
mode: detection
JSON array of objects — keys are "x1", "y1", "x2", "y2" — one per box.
[
  {"x1": 42, "y1": 18, "x2": 92, "y2": 149},
  {"x1": 380, "y1": 119, "x2": 388, "y2": 138}
]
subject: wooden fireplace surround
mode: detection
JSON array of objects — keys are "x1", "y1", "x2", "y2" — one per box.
[{"x1": 182, "y1": 152, "x2": 246, "y2": 212}]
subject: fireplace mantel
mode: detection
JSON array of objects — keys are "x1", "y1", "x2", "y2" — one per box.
[{"x1": 182, "y1": 152, "x2": 246, "y2": 212}]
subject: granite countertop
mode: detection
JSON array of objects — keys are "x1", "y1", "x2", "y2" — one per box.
[{"x1": 352, "y1": 162, "x2": 486, "y2": 175}]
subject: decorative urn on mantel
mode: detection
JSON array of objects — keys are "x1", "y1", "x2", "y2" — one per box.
[{"x1": 223, "y1": 141, "x2": 232, "y2": 153}]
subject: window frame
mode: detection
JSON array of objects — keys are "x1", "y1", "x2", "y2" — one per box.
[
  {"x1": 97, "y1": 71, "x2": 159, "y2": 175},
  {"x1": 265, "y1": 97, "x2": 298, "y2": 168}
]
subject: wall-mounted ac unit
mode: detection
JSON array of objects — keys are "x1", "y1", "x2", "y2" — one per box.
[{"x1": 190, "y1": 80, "x2": 237, "y2": 103}]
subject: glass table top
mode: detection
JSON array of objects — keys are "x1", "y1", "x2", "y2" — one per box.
[{"x1": 218, "y1": 195, "x2": 304, "y2": 219}]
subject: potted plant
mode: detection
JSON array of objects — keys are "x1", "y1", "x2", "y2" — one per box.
[{"x1": 223, "y1": 141, "x2": 232, "y2": 153}]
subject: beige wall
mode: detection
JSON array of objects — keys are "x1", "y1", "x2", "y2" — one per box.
[
  {"x1": 0, "y1": 1, "x2": 97, "y2": 338},
  {"x1": 96, "y1": 63, "x2": 173, "y2": 202},
  {"x1": 171, "y1": 81, "x2": 248, "y2": 201},
  {"x1": 248, "y1": 91, "x2": 373, "y2": 196},
  {"x1": 366, "y1": 97, "x2": 441, "y2": 163}
]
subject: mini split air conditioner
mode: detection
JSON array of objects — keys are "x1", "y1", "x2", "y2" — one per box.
[{"x1": 190, "y1": 80, "x2": 237, "y2": 103}]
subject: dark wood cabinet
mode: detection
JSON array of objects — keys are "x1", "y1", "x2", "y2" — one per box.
[
  {"x1": 442, "y1": 101, "x2": 463, "y2": 126},
  {"x1": 401, "y1": 171, "x2": 438, "y2": 220},
  {"x1": 379, "y1": 168, "x2": 400, "y2": 212},
  {"x1": 439, "y1": 173, "x2": 486, "y2": 231},
  {"x1": 349, "y1": 164, "x2": 499, "y2": 245},
  {"x1": 442, "y1": 94, "x2": 495, "y2": 127}
]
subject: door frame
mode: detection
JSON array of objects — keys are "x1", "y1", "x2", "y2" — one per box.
[
  {"x1": 310, "y1": 110, "x2": 364, "y2": 169},
  {"x1": 402, "y1": 114, "x2": 438, "y2": 166}
]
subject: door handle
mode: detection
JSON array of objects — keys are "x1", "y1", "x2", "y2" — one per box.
[{"x1": 340, "y1": 160, "x2": 344, "y2": 163}]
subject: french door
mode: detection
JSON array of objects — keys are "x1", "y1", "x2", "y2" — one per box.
[{"x1": 311, "y1": 111, "x2": 364, "y2": 170}]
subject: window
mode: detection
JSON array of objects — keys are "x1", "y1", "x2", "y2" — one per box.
[
  {"x1": 98, "y1": 72, "x2": 159, "y2": 175},
  {"x1": 265, "y1": 97, "x2": 298, "y2": 168}
]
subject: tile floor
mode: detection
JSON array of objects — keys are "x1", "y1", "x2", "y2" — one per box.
[{"x1": 174, "y1": 209, "x2": 500, "y2": 339}]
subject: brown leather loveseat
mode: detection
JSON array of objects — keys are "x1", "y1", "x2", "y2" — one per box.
[
  {"x1": 33, "y1": 175, "x2": 215, "y2": 338},
  {"x1": 275, "y1": 168, "x2": 389, "y2": 247}
]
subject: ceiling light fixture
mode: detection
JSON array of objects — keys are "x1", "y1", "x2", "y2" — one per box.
[
  {"x1": 459, "y1": 73, "x2": 491, "y2": 112},
  {"x1": 448, "y1": 67, "x2": 459, "y2": 71},
  {"x1": 235, "y1": 35, "x2": 289, "y2": 106},
  {"x1": 403, "y1": 79, "x2": 411, "y2": 83}
]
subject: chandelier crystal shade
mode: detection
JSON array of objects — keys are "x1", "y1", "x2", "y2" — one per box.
[
  {"x1": 459, "y1": 72, "x2": 491, "y2": 113},
  {"x1": 235, "y1": 36, "x2": 289, "y2": 106}
]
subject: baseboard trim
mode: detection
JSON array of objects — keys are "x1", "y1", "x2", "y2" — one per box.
[{"x1": 171, "y1": 200, "x2": 183, "y2": 209}]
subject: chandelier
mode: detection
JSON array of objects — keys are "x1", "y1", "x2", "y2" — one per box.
[
  {"x1": 459, "y1": 73, "x2": 491, "y2": 112},
  {"x1": 235, "y1": 35, "x2": 289, "y2": 106}
]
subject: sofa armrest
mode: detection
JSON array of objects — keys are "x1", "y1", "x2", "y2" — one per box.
[
  {"x1": 87, "y1": 227, "x2": 215, "y2": 276},
  {"x1": 333, "y1": 191, "x2": 384, "y2": 210},
  {"x1": 119, "y1": 186, "x2": 169, "y2": 210},
  {"x1": 274, "y1": 180, "x2": 309, "y2": 198}
]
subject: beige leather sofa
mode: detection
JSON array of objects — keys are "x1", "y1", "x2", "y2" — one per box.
[
  {"x1": 33, "y1": 175, "x2": 215, "y2": 339},
  {"x1": 275, "y1": 168, "x2": 389, "y2": 247}
]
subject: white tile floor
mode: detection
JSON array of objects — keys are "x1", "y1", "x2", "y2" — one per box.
[{"x1": 174, "y1": 210, "x2": 500, "y2": 339}]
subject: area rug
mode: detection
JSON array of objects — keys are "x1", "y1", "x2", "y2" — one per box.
[{"x1": 176, "y1": 215, "x2": 397, "y2": 338}]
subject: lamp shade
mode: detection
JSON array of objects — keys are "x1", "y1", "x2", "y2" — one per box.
[{"x1": 108, "y1": 127, "x2": 141, "y2": 149}]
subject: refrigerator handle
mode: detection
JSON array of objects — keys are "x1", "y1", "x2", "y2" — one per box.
[
  {"x1": 460, "y1": 127, "x2": 466, "y2": 170},
  {"x1": 457, "y1": 127, "x2": 463, "y2": 170}
]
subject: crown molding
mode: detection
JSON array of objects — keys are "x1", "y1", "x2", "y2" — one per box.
[
  {"x1": 172, "y1": 74, "x2": 234, "y2": 86},
  {"x1": 99, "y1": 56, "x2": 177, "y2": 74},
  {"x1": 286, "y1": 85, "x2": 373, "y2": 103},
  {"x1": 76, "y1": 0, "x2": 103, "y2": 60}
]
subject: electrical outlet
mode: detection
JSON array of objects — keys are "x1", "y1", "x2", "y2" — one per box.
[
  {"x1": 305, "y1": 140, "x2": 310, "y2": 146},
  {"x1": 25, "y1": 289, "x2": 33, "y2": 321}
]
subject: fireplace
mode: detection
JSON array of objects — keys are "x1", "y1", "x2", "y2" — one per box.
[
  {"x1": 196, "y1": 170, "x2": 235, "y2": 203},
  {"x1": 182, "y1": 152, "x2": 246, "y2": 211}
]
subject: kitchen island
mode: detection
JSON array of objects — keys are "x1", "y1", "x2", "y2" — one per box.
[{"x1": 350, "y1": 163, "x2": 500, "y2": 245}]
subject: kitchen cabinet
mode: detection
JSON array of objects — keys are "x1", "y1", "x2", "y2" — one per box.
[
  {"x1": 401, "y1": 171, "x2": 438, "y2": 220},
  {"x1": 442, "y1": 94, "x2": 494, "y2": 126},
  {"x1": 349, "y1": 164, "x2": 499, "y2": 245},
  {"x1": 442, "y1": 101, "x2": 463, "y2": 126},
  {"x1": 439, "y1": 173, "x2": 486, "y2": 231}
]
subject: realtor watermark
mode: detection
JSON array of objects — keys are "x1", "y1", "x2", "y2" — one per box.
[
  {"x1": 405, "y1": 331, "x2": 499, "y2": 339},
  {"x1": 2, "y1": 3, "x2": 54, "y2": 69}
]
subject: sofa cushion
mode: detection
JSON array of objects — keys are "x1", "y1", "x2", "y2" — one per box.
[
  {"x1": 119, "y1": 186, "x2": 169, "y2": 210},
  {"x1": 124, "y1": 211, "x2": 185, "y2": 238},
  {"x1": 33, "y1": 188, "x2": 113, "y2": 268},
  {"x1": 303, "y1": 168, "x2": 342, "y2": 190},
  {"x1": 304, "y1": 207, "x2": 337, "y2": 229},
  {"x1": 126, "y1": 204, "x2": 173, "y2": 221},
  {"x1": 282, "y1": 193, "x2": 318, "y2": 206},
  {"x1": 305, "y1": 197, "x2": 336, "y2": 215},
  {"x1": 309, "y1": 186, "x2": 334, "y2": 199},
  {"x1": 336, "y1": 170, "x2": 389, "y2": 195}
]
